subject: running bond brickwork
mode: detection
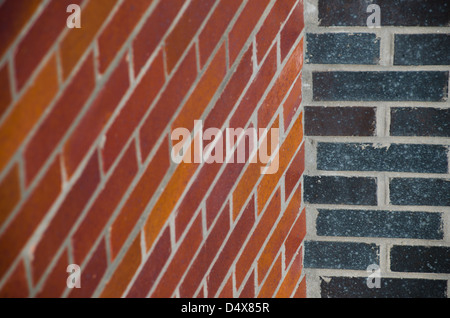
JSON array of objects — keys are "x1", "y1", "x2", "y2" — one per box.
[
  {"x1": 303, "y1": 0, "x2": 450, "y2": 298},
  {"x1": 0, "y1": 0, "x2": 305, "y2": 298}
]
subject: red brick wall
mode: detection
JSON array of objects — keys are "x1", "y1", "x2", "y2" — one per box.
[{"x1": 0, "y1": 0, "x2": 305, "y2": 298}]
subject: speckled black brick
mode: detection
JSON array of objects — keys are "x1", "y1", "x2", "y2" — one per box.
[
  {"x1": 317, "y1": 143, "x2": 449, "y2": 173},
  {"x1": 390, "y1": 178, "x2": 450, "y2": 206},
  {"x1": 305, "y1": 106, "x2": 376, "y2": 136},
  {"x1": 306, "y1": 33, "x2": 380, "y2": 64},
  {"x1": 304, "y1": 176, "x2": 377, "y2": 205},
  {"x1": 313, "y1": 71, "x2": 449, "y2": 101},
  {"x1": 304, "y1": 241, "x2": 379, "y2": 270},
  {"x1": 390, "y1": 107, "x2": 450, "y2": 137},
  {"x1": 391, "y1": 246, "x2": 450, "y2": 274},
  {"x1": 320, "y1": 276, "x2": 448, "y2": 298},
  {"x1": 316, "y1": 209, "x2": 444, "y2": 240},
  {"x1": 318, "y1": 0, "x2": 450, "y2": 27},
  {"x1": 394, "y1": 34, "x2": 450, "y2": 65}
]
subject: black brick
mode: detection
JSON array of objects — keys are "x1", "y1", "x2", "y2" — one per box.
[
  {"x1": 313, "y1": 71, "x2": 449, "y2": 102},
  {"x1": 304, "y1": 241, "x2": 379, "y2": 270},
  {"x1": 390, "y1": 107, "x2": 450, "y2": 137},
  {"x1": 318, "y1": 0, "x2": 450, "y2": 27},
  {"x1": 317, "y1": 143, "x2": 449, "y2": 173},
  {"x1": 390, "y1": 178, "x2": 450, "y2": 206},
  {"x1": 320, "y1": 276, "x2": 447, "y2": 298},
  {"x1": 306, "y1": 33, "x2": 380, "y2": 64},
  {"x1": 305, "y1": 106, "x2": 375, "y2": 136},
  {"x1": 391, "y1": 246, "x2": 450, "y2": 274},
  {"x1": 394, "y1": 34, "x2": 450, "y2": 65},
  {"x1": 316, "y1": 209, "x2": 443, "y2": 240},
  {"x1": 304, "y1": 175, "x2": 377, "y2": 205}
]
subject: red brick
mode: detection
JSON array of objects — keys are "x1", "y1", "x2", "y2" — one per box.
[
  {"x1": 31, "y1": 154, "x2": 100, "y2": 282},
  {"x1": 255, "y1": 0, "x2": 296, "y2": 62},
  {"x1": 25, "y1": 53, "x2": 95, "y2": 183},
  {"x1": 63, "y1": 56, "x2": 129, "y2": 177},
  {"x1": 280, "y1": 0, "x2": 304, "y2": 61},
  {"x1": 0, "y1": 165, "x2": 20, "y2": 227},
  {"x1": 258, "y1": 255, "x2": 282, "y2": 298},
  {"x1": 139, "y1": 46, "x2": 197, "y2": 159},
  {"x1": 152, "y1": 215, "x2": 203, "y2": 297},
  {"x1": 0, "y1": 158, "x2": 61, "y2": 278},
  {"x1": 204, "y1": 45, "x2": 253, "y2": 131},
  {"x1": 102, "y1": 51, "x2": 165, "y2": 172},
  {"x1": 36, "y1": 249, "x2": 69, "y2": 298},
  {"x1": 69, "y1": 239, "x2": 108, "y2": 298},
  {"x1": 71, "y1": 143, "x2": 137, "y2": 264},
  {"x1": 196, "y1": 285, "x2": 205, "y2": 298},
  {"x1": 257, "y1": 189, "x2": 301, "y2": 282},
  {"x1": 14, "y1": 0, "x2": 81, "y2": 90},
  {"x1": 60, "y1": 0, "x2": 117, "y2": 78},
  {"x1": 228, "y1": 0, "x2": 271, "y2": 65},
  {"x1": 179, "y1": 206, "x2": 230, "y2": 297},
  {"x1": 207, "y1": 198, "x2": 255, "y2": 297},
  {"x1": 293, "y1": 278, "x2": 306, "y2": 298},
  {"x1": 164, "y1": 0, "x2": 215, "y2": 73},
  {"x1": 0, "y1": 260, "x2": 28, "y2": 297},
  {"x1": 284, "y1": 208, "x2": 306, "y2": 265},
  {"x1": 98, "y1": 0, "x2": 153, "y2": 73},
  {"x1": 100, "y1": 235, "x2": 142, "y2": 298},
  {"x1": 239, "y1": 270, "x2": 255, "y2": 298},
  {"x1": 198, "y1": 0, "x2": 242, "y2": 68},
  {"x1": 219, "y1": 276, "x2": 233, "y2": 298},
  {"x1": 229, "y1": 45, "x2": 277, "y2": 129},
  {"x1": 172, "y1": 44, "x2": 227, "y2": 133},
  {"x1": 235, "y1": 189, "x2": 281, "y2": 288},
  {"x1": 285, "y1": 144, "x2": 305, "y2": 198},
  {"x1": 283, "y1": 73, "x2": 302, "y2": 129},
  {"x1": 133, "y1": 0, "x2": 185, "y2": 74},
  {"x1": 126, "y1": 227, "x2": 171, "y2": 298},
  {"x1": 258, "y1": 40, "x2": 303, "y2": 128},
  {"x1": 0, "y1": 0, "x2": 41, "y2": 58},
  {"x1": 110, "y1": 141, "x2": 169, "y2": 259},
  {"x1": 0, "y1": 63, "x2": 11, "y2": 117},
  {"x1": 276, "y1": 248, "x2": 302, "y2": 298},
  {"x1": 0, "y1": 55, "x2": 58, "y2": 172}
]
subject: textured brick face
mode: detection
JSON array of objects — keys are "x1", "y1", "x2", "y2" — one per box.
[{"x1": 0, "y1": 0, "x2": 305, "y2": 298}]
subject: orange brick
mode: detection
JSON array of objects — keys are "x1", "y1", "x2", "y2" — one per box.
[
  {"x1": 60, "y1": 0, "x2": 117, "y2": 78},
  {"x1": 218, "y1": 276, "x2": 233, "y2": 298},
  {"x1": 285, "y1": 144, "x2": 305, "y2": 198},
  {"x1": 0, "y1": 55, "x2": 58, "y2": 172},
  {"x1": 0, "y1": 165, "x2": 21, "y2": 227},
  {"x1": 284, "y1": 208, "x2": 306, "y2": 264},
  {"x1": 293, "y1": 278, "x2": 306, "y2": 298},
  {"x1": 100, "y1": 236, "x2": 142, "y2": 298},
  {"x1": 283, "y1": 73, "x2": 302, "y2": 129},
  {"x1": 0, "y1": 260, "x2": 28, "y2": 297},
  {"x1": 276, "y1": 248, "x2": 303, "y2": 298},
  {"x1": 0, "y1": 63, "x2": 11, "y2": 117},
  {"x1": 258, "y1": 255, "x2": 282, "y2": 298}
]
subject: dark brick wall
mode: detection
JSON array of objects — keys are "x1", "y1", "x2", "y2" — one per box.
[{"x1": 303, "y1": 0, "x2": 450, "y2": 298}]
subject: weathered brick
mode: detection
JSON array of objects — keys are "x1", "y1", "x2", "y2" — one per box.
[
  {"x1": 317, "y1": 209, "x2": 444, "y2": 240},
  {"x1": 317, "y1": 143, "x2": 449, "y2": 174},
  {"x1": 390, "y1": 178, "x2": 450, "y2": 206},
  {"x1": 306, "y1": 33, "x2": 380, "y2": 65},
  {"x1": 394, "y1": 34, "x2": 450, "y2": 66},
  {"x1": 0, "y1": 165, "x2": 21, "y2": 227},
  {"x1": 318, "y1": 0, "x2": 450, "y2": 26},
  {"x1": 0, "y1": 55, "x2": 58, "y2": 172},
  {"x1": 320, "y1": 276, "x2": 447, "y2": 298},
  {"x1": 0, "y1": 260, "x2": 28, "y2": 298},
  {"x1": 0, "y1": 63, "x2": 11, "y2": 117},
  {"x1": 198, "y1": 0, "x2": 242, "y2": 68},
  {"x1": 304, "y1": 241, "x2": 379, "y2": 270},
  {"x1": 164, "y1": 0, "x2": 215, "y2": 73},
  {"x1": 293, "y1": 278, "x2": 306, "y2": 298},
  {"x1": 280, "y1": 0, "x2": 304, "y2": 62},
  {"x1": 71, "y1": 143, "x2": 137, "y2": 264},
  {"x1": 390, "y1": 107, "x2": 450, "y2": 137},
  {"x1": 313, "y1": 71, "x2": 449, "y2": 102},
  {"x1": 304, "y1": 175, "x2": 377, "y2": 205},
  {"x1": 110, "y1": 141, "x2": 169, "y2": 259},
  {"x1": 126, "y1": 227, "x2": 171, "y2": 298},
  {"x1": 0, "y1": 158, "x2": 61, "y2": 278},
  {"x1": 97, "y1": 0, "x2": 152, "y2": 73},
  {"x1": 63, "y1": 56, "x2": 129, "y2": 176},
  {"x1": 133, "y1": 0, "x2": 185, "y2": 74},
  {"x1": 25, "y1": 53, "x2": 95, "y2": 183},
  {"x1": 391, "y1": 246, "x2": 450, "y2": 274},
  {"x1": 305, "y1": 106, "x2": 376, "y2": 136}
]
